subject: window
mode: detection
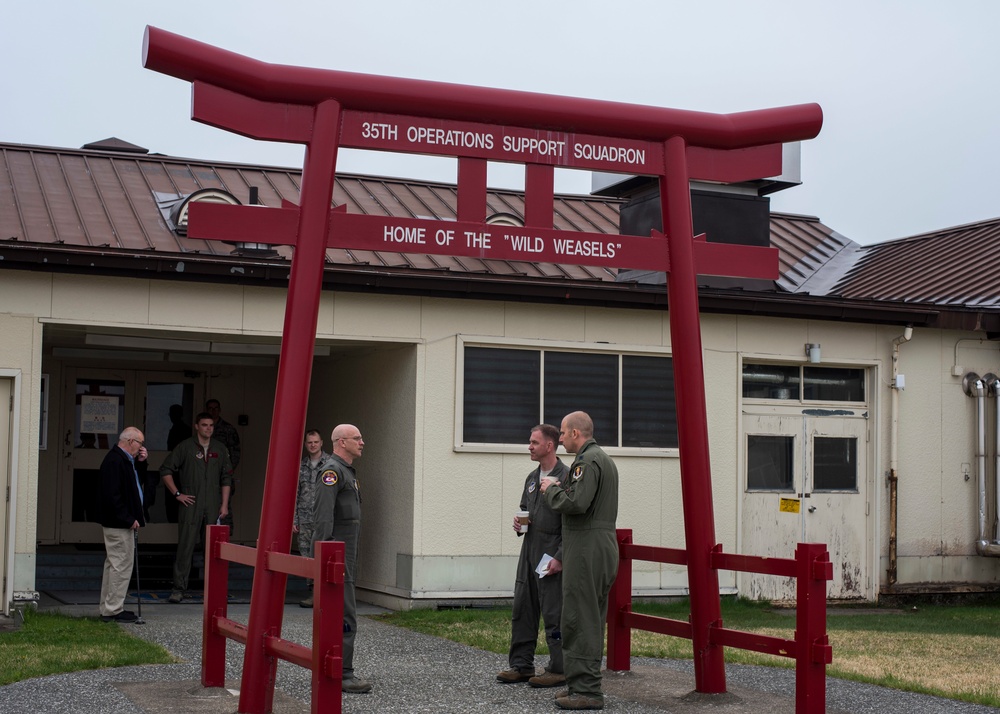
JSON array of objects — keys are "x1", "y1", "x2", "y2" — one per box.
[
  {"x1": 463, "y1": 346, "x2": 677, "y2": 448},
  {"x1": 743, "y1": 363, "x2": 865, "y2": 403},
  {"x1": 813, "y1": 436, "x2": 858, "y2": 491},
  {"x1": 746, "y1": 435, "x2": 794, "y2": 491}
]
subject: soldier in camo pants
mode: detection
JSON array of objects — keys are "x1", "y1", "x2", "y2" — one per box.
[{"x1": 295, "y1": 429, "x2": 328, "y2": 604}]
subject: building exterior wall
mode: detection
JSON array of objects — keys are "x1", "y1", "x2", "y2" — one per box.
[
  {"x1": 3, "y1": 266, "x2": 1000, "y2": 609},
  {"x1": 0, "y1": 304, "x2": 44, "y2": 605}
]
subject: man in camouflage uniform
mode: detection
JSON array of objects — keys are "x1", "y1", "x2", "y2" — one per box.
[
  {"x1": 540, "y1": 411, "x2": 619, "y2": 711},
  {"x1": 295, "y1": 429, "x2": 327, "y2": 604},
  {"x1": 307, "y1": 424, "x2": 372, "y2": 694},
  {"x1": 497, "y1": 423, "x2": 568, "y2": 688},
  {"x1": 160, "y1": 412, "x2": 233, "y2": 603},
  {"x1": 206, "y1": 398, "x2": 240, "y2": 530}
]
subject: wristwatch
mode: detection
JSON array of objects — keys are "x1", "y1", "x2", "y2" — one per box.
[{"x1": 174, "y1": 490, "x2": 181, "y2": 497}]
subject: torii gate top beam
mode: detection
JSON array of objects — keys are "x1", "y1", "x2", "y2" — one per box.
[{"x1": 143, "y1": 26, "x2": 821, "y2": 151}]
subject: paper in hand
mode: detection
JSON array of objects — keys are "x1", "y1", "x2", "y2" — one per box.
[{"x1": 536, "y1": 553, "x2": 554, "y2": 578}]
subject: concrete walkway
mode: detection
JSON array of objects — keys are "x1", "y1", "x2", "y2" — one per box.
[{"x1": 1, "y1": 601, "x2": 997, "y2": 713}]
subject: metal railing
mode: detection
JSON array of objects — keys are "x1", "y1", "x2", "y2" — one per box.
[{"x1": 607, "y1": 528, "x2": 833, "y2": 714}]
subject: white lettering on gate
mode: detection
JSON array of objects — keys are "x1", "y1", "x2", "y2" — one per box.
[
  {"x1": 361, "y1": 122, "x2": 398, "y2": 141},
  {"x1": 383, "y1": 225, "x2": 427, "y2": 244},
  {"x1": 552, "y1": 237, "x2": 620, "y2": 259},
  {"x1": 501, "y1": 136, "x2": 567, "y2": 157},
  {"x1": 505, "y1": 234, "x2": 544, "y2": 253},
  {"x1": 464, "y1": 231, "x2": 491, "y2": 249},
  {"x1": 572, "y1": 142, "x2": 646, "y2": 167},
  {"x1": 405, "y1": 126, "x2": 494, "y2": 149}
]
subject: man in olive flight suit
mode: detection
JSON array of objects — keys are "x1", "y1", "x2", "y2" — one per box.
[
  {"x1": 540, "y1": 411, "x2": 619, "y2": 711},
  {"x1": 308, "y1": 424, "x2": 372, "y2": 695},
  {"x1": 160, "y1": 412, "x2": 232, "y2": 604},
  {"x1": 497, "y1": 423, "x2": 569, "y2": 688}
]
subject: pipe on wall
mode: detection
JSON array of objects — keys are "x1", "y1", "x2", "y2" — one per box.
[
  {"x1": 981, "y1": 375, "x2": 1000, "y2": 556},
  {"x1": 965, "y1": 373, "x2": 1000, "y2": 556},
  {"x1": 887, "y1": 326, "x2": 912, "y2": 586}
]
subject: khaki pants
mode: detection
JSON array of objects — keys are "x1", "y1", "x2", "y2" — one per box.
[{"x1": 100, "y1": 527, "x2": 134, "y2": 617}]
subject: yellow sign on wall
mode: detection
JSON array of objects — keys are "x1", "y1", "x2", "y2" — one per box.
[{"x1": 779, "y1": 497, "x2": 801, "y2": 514}]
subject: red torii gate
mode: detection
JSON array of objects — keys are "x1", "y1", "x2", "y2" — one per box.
[{"x1": 143, "y1": 26, "x2": 822, "y2": 714}]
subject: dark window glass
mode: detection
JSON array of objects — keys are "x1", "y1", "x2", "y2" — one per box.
[
  {"x1": 747, "y1": 435, "x2": 794, "y2": 491},
  {"x1": 145, "y1": 382, "x2": 195, "y2": 452},
  {"x1": 813, "y1": 437, "x2": 858, "y2": 491},
  {"x1": 742, "y1": 364, "x2": 800, "y2": 400},
  {"x1": 622, "y1": 355, "x2": 677, "y2": 447},
  {"x1": 464, "y1": 347, "x2": 678, "y2": 448},
  {"x1": 543, "y1": 352, "x2": 618, "y2": 444},
  {"x1": 463, "y1": 347, "x2": 539, "y2": 443},
  {"x1": 803, "y1": 367, "x2": 865, "y2": 402}
]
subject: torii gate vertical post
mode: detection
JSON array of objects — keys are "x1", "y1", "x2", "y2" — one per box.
[
  {"x1": 661, "y1": 136, "x2": 725, "y2": 690},
  {"x1": 239, "y1": 99, "x2": 342, "y2": 712}
]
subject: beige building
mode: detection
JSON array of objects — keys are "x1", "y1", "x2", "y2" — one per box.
[{"x1": 1, "y1": 139, "x2": 999, "y2": 614}]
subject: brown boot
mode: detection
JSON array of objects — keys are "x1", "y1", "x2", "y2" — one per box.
[
  {"x1": 529, "y1": 670, "x2": 566, "y2": 688},
  {"x1": 496, "y1": 667, "x2": 534, "y2": 683},
  {"x1": 555, "y1": 693, "x2": 604, "y2": 710},
  {"x1": 299, "y1": 596, "x2": 313, "y2": 608}
]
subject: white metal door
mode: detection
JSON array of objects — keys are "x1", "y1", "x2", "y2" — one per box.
[
  {"x1": 803, "y1": 413, "x2": 868, "y2": 599},
  {"x1": 741, "y1": 409, "x2": 869, "y2": 600}
]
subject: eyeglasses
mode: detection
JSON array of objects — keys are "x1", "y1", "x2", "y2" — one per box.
[
  {"x1": 341, "y1": 436, "x2": 364, "y2": 442},
  {"x1": 129, "y1": 438, "x2": 144, "y2": 447}
]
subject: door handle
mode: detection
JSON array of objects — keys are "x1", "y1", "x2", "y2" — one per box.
[{"x1": 807, "y1": 506, "x2": 817, "y2": 513}]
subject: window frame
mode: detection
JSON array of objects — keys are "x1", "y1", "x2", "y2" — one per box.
[{"x1": 455, "y1": 336, "x2": 678, "y2": 457}]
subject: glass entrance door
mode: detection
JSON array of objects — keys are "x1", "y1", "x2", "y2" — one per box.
[
  {"x1": 59, "y1": 370, "x2": 128, "y2": 543},
  {"x1": 137, "y1": 372, "x2": 200, "y2": 542},
  {"x1": 58, "y1": 368, "x2": 203, "y2": 544}
]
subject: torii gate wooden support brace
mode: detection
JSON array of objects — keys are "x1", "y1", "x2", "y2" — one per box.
[{"x1": 142, "y1": 25, "x2": 822, "y2": 712}]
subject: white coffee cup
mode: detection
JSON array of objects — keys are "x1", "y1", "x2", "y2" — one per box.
[{"x1": 516, "y1": 510, "x2": 530, "y2": 533}]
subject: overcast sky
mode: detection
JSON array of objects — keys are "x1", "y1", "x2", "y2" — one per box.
[{"x1": 4, "y1": 1, "x2": 997, "y2": 245}]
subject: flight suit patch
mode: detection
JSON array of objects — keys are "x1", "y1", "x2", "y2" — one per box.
[
  {"x1": 321, "y1": 469, "x2": 338, "y2": 486},
  {"x1": 572, "y1": 465, "x2": 585, "y2": 481},
  {"x1": 528, "y1": 480, "x2": 537, "y2": 493}
]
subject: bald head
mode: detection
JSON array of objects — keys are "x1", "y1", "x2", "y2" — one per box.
[
  {"x1": 564, "y1": 411, "x2": 593, "y2": 438},
  {"x1": 559, "y1": 411, "x2": 594, "y2": 454},
  {"x1": 331, "y1": 423, "x2": 364, "y2": 464}
]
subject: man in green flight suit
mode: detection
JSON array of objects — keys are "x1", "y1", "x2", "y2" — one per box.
[
  {"x1": 540, "y1": 411, "x2": 619, "y2": 711},
  {"x1": 160, "y1": 412, "x2": 232, "y2": 603},
  {"x1": 308, "y1": 423, "x2": 372, "y2": 695}
]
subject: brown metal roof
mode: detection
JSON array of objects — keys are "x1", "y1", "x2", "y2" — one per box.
[
  {"x1": 0, "y1": 141, "x2": 839, "y2": 286},
  {"x1": 829, "y1": 218, "x2": 1000, "y2": 307},
  {"x1": 0, "y1": 141, "x2": 621, "y2": 282},
  {"x1": 3, "y1": 140, "x2": 996, "y2": 331}
]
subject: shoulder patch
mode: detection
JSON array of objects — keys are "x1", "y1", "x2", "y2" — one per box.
[
  {"x1": 321, "y1": 469, "x2": 339, "y2": 486},
  {"x1": 572, "y1": 465, "x2": 585, "y2": 481}
]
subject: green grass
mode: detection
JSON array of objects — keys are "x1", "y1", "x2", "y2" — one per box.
[
  {"x1": 374, "y1": 597, "x2": 1000, "y2": 708},
  {"x1": 0, "y1": 610, "x2": 176, "y2": 685}
]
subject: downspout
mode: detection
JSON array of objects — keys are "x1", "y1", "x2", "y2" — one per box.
[
  {"x1": 980, "y1": 374, "x2": 1000, "y2": 556},
  {"x1": 965, "y1": 373, "x2": 1000, "y2": 556},
  {"x1": 887, "y1": 326, "x2": 912, "y2": 586}
]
